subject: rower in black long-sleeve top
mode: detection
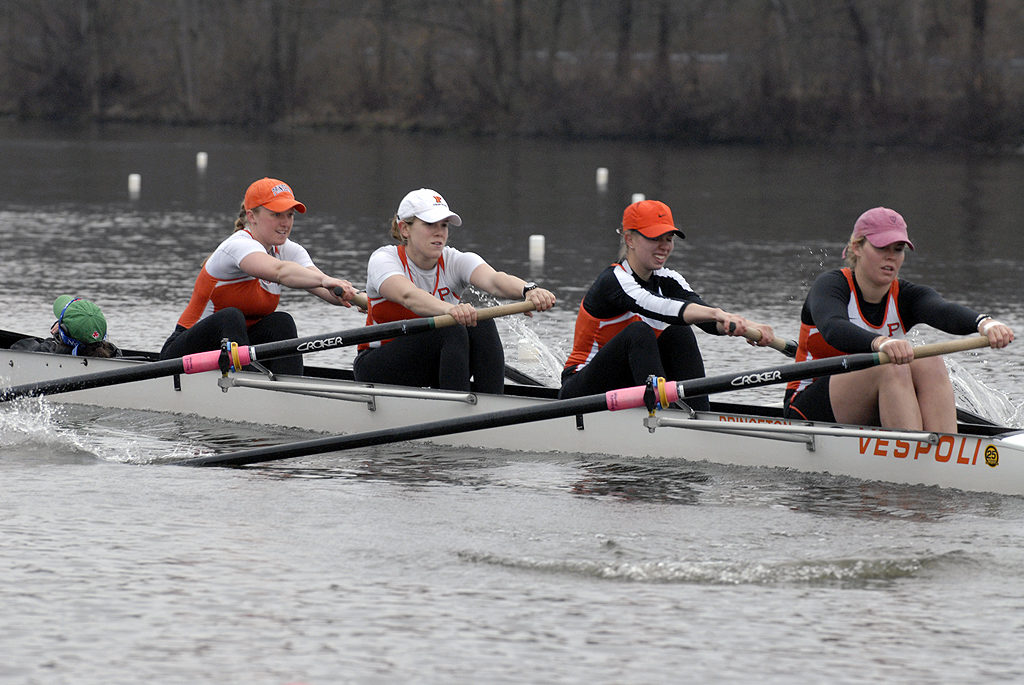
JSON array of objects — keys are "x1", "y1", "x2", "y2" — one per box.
[
  {"x1": 784, "y1": 207, "x2": 1014, "y2": 431},
  {"x1": 559, "y1": 199, "x2": 776, "y2": 410}
]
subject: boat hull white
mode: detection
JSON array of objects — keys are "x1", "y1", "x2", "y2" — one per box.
[{"x1": 2, "y1": 347, "x2": 1022, "y2": 495}]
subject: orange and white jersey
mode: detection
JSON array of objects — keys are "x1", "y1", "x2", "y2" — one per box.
[
  {"x1": 788, "y1": 268, "x2": 906, "y2": 394},
  {"x1": 564, "y1": 260, "x2": 709, "y2": 374},
  {"x1": 359, "y1": 244, "x2": 485, "y2": 350},
  {"x1": 176, "y1": 229, "x2": 314, "y2": 329}
]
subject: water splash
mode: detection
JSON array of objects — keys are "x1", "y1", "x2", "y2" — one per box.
[
  {"x1": 0, "y1": 396, "x2": 72, "y2": 449},
  {"x1": 901, "y1": 329, "x2": 1022, "y2": 428},
  {"x1": 947, "y1": 357, "x2": 1022, "y2": 428},
  {"x1": 468, "y1": 287, "x2": 565, "y2": 386},
  {"x1": 505, "y1": 319, "x2": 565, "y2": 386},
  {"x1": 0, "y1": 397, "x2": 213, "y2": 464}
]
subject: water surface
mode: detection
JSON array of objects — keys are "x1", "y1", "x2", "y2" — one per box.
[{"x1": 2, "y1": 123, "x2": 1023, "y2": 683}]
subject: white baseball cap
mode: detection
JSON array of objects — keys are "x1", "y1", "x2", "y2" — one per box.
[{"x1": 396, "y1": 188, "x2": 463, "y2": 226}]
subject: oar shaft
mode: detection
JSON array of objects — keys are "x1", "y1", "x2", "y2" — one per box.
[
  {"x1": 0, "y1": 301, "x2": 537, "y2": 402},
  {"x1": 178, "y1": 354, "x2": 855, "y2": 468},
  {"x1": 248, "y1": 300, "x2": 535, "y2": 363},
  {"x1": 178, "y1": 334, "x2": 999, "y2": 468},
  {"x1": 0, "y1": 358, "x2": 186, "y2": 401},
  {"x1": 679, "y1": 336, "x2": 993, "y2": 398},
  {"x1": 177, "y1": 394, "x2": 607, "y2": 467}
]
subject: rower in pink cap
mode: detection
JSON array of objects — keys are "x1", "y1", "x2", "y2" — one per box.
[{"x1": 784, "y1": 207, "x2": 1014, "y2": 432}]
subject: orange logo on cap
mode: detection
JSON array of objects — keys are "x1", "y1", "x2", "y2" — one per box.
[{"x1": 433, "y1": 195, "x2": 443, "y2": 204}]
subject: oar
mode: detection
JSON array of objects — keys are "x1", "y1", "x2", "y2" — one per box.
[
  {"x1": 0, "y1": 300, "x2": 536, "y2": 403},
  {"x1": 741, "y1": 328, "x2": 798, "y2": 357},
  {"x1": 175, "y1": 336, "x2": 995, "y2": 468},
  {"x1": 346, "y1": 289, "x2": 549, "y2": 386}
]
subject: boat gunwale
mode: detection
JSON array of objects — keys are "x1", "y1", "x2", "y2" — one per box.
[{"x1": 1, "y1": 328, "x2": 1015, "y2": 441}]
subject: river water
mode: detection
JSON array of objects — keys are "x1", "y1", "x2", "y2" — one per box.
[{"x1": 2, "y1": 121, "x2": 1023, "y2": 683}]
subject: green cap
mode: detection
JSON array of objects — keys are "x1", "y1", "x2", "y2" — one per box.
[{"x1": 53, "y1": 295, "x2": 107, "y2": 344}]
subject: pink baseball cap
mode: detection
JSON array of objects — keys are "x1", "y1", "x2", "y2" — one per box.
[{"x1": 852, "y1": 207, "x2": 914, "y2": 250}]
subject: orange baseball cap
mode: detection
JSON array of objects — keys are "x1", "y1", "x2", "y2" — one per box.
[
  {"x1": 244, "y1": 177, "x2": 307, "y2": 213},
  {"x1": 621, "y1": 200, "x2": 685, "y2": 239}
]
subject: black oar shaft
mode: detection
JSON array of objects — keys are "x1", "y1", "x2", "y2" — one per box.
[
  {"x1": 1, "y1": 301, "x2": 536, "y2": 403},
  {"x1": 1, "y1": 359, "x2": 187, "y2": 401},
  {"x1": 249, "y1": 300, "x2": 532, "y2": 361},
  {"x1": 249, "y1": 317, "x2": 435, "y2": 361},
  {"x1": 177, "y1": 395, "x2": 607, "y2": 467},
  {"x1": 178, "y1": 335, "x2": 994, "y2": 469},
  {"x1": 176, "y1": 354, "x2": 841, "y2": 468},
  {"x1": 179, "y1": 355, "x2": 877, "y2": 467}
]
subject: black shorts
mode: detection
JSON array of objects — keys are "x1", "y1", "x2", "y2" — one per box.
[{"x1": 783, "y1": 376, "x2": 836, "y2": 423}]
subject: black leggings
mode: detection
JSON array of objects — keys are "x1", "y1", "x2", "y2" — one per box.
[
  {"x1": 159, "y1": 308, "x2": 303, "y2": 375},
  {"x1": 559, "y1": 321, "x2": 709, "y2": 410},
  {"x1": 783, "y1": 377, "x2": 836, "y2": 422},
  {"x1": 353, "y1": 319, "x2": 505, "y2": 393}
]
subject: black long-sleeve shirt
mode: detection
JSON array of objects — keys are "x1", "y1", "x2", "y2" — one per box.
[{"x1": 801, "y1": 269, "x2": 980, "y2": 353}]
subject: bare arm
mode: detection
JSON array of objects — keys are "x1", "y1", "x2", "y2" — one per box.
[
  {"x1": 682, "y1": 303, "x2": 775, "y2": 346},
  {"x1": 469, "y1": 264, "x2": 556, "y2": 312},
  {"x1": 239, "y1": 252, "x2": 357, "y2": 306},
  {"x1": 378, "y1": 273, "x2": 465, "y2": 318}
]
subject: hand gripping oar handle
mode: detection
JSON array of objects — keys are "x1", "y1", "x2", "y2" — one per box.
[
  {"x1": 176, "y1": 335, "x2": 1000, "y2": 468},
  {"x1": 429, "y1": 300, "x2": 536, "y2": 327},
  {"x1": 742, "y1": 328, "x2": 799, "y2": 358},
  {"x1": 342, "y1": 288, "x2": 544, "y2": 384},
  {"x1": 0, "y1": 301, "x2": 538, "y2": 402},
  {"x1": 877, "y1": 334, "x2": 993, "y2": 363},
  {"x1": 339, "y1": 289, "x2": 535, "y2": 325}
]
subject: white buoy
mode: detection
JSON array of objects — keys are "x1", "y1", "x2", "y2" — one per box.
[
  {"x1": 631, "y1": 192, "x2": 646, "y2": 204},
  {"x1": 128, "y1": 173, "x2": 141, "y2": 197},
  {"x1": 528, "y1": 234, "x2": 545, "y2": 263},
  {"x1": 596, "y1": 167, "x2": 609, "y2": 190},
  {"x1": 196, "y1": 151, "x2": 208, "y2": 171}
]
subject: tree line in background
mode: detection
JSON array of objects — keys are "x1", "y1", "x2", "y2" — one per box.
[{"x1": 2, "y1": 0, "x2": 1021, "y2": 148}]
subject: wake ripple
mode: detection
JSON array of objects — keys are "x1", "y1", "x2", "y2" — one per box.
[{"x1": 458, "y1": 549, "x2": 970, "y2": 586}]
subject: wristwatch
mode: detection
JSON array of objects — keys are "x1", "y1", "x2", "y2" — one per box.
[{"x1": 522, "y1": 282, "x2": 538, "y2": 298}]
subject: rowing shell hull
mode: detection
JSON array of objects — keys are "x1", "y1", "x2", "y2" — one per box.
[{"x1": 2, "y1": 348, "x2": 1023, "y2": 495}]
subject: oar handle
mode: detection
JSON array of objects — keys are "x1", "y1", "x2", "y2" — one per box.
[
  {"x1": 431, "y1": 300, "x2": 536, "y2": 328},
  {"x1": 742, "y1": 329, "x2": 799, "y2": 358},
  {"x1": 345, "y1": 291, "x2": 368, "y2": 310},
  {"x1": 335, "y1": 288, "x2": 536, "y2": 327},
  {"x1": 879, "y1": 335, "x2": 993, "y2": 364}
]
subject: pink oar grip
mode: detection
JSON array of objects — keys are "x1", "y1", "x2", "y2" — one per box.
[
  {"x1": 604, "y1": 381, "x2": 679, "y2": 412},
  {"x1": 181, "y1": 347, "x2": 252, "y2": 374}
]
